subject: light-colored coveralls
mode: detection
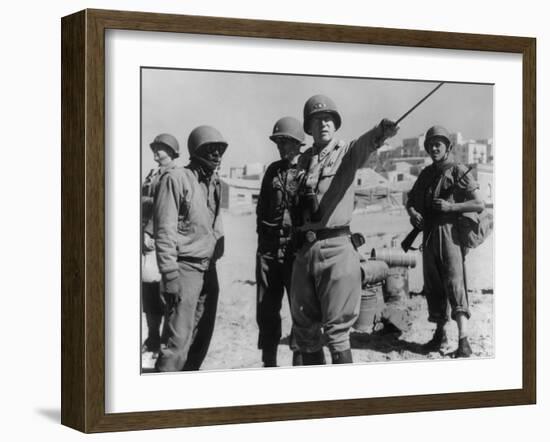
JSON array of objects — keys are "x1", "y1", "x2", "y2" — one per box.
[{"x1": 290, "y1": 129, "x2": 380, "y2": 354}]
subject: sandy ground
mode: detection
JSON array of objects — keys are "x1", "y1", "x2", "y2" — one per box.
[{"x1": 142, "y1": 208, "x2": 494, "y2": 370}]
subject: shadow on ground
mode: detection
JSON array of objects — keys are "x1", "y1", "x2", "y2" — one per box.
[
  {"x1": 350, "y1": 330, "x2": 431, "y2": 355},
  {"x1": 281, "y1": 331, "x2": 431, "y2": 357}
]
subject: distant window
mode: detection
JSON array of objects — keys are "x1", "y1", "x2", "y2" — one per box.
[
  {"x1": 397, "y1": 173, "x2": 404, "y2": 181},
  {"x1": 357, "y1": 178, "x2": 362, "y2": 186}
]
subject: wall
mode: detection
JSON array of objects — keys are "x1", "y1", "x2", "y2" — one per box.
[{"x1": 0, "y1": 1, "x2": 546, "y2": 441}]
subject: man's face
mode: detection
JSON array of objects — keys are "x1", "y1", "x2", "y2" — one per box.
[
  {"x1": 197, "y1": 143, "x2": 226, "y2": 169},
  {"x1": 309, "y1": 112, "x2": 336, "y2": 146},
  {"x1": 426, "y1": 138, "x2": 450, "y2": 163},
  {"x1": 274, "y1": 137, "x2": 301, "y2": 162},
  {"x1": 153, "y1": 146, "x2": 174, "y2": 167}
]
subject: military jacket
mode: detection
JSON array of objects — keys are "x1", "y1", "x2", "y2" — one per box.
[
  {"x1": 256, "y1": 160, "x2": 301, "y2": 233},
  {"x1": 154, "y1": 166, "x2": 223, "y2": 274},
  {"x1": 256, "y1": 159, "x2": 302, "y2": 255},
  {"x1": 294, "y1": 126, "x2": 380, "y2": 231},
  {"x1": 407, "y1": 162, "x2": 479, "y2": 227},
  {"x1": 142, "y1": 163, "x2": 177, "y2": 230}
]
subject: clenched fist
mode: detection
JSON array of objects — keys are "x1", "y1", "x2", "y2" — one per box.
[
  {"x1": 432, "y1": 198, "x2": 454, "y2": 213},
  {"x1": 374, "y1": 118, "x2": 399, "y2": 148}
]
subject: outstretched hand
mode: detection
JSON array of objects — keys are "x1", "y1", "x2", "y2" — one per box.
[{"x1": 375, "y1": 118, "x2": 399, "y2": 147}]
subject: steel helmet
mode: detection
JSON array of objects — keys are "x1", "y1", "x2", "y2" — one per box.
[
  {"x1": 187, "y1": 125, "x2": 228, "y2": 157},
  {"x1": 269, "y1": 116, "x2": 305, "y2": 145},
  {"x1": 424, "y1": 125, "x2": 452, "y2": 151},
  {"x1": 303, "y1": 94, "x2": 342, "y2": 135},
  {"x1": 149, "y1": 133, "x2": 180, "y2": 158}
]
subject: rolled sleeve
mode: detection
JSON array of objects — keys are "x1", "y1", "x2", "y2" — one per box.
[{"x1": 454, "y1": 164, "x2": 480, "y2": 200}]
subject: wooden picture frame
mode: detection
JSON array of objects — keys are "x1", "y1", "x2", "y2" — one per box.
[{"x1": 61, "y1": 8, "x2": 536, "y2": 433}]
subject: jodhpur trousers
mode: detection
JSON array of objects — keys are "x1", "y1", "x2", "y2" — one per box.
[{"x1": 290, "y1": 236, "x2": 361, "y2": 354}]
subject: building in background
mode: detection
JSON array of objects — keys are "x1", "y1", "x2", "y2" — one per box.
[
  {"x1": 219, "y1": 130, "x2": 493, "y2": 213},
  {"x1": 453, "y1": 141, "x2": 488, "y2": 164},
  {"x1": 220, "y1": 177, "x2": 261, "y2": 213},
  {"x1": 471, "y1": 163, "x2": 494, "y2": 206},
  {"x1": 401, "y1": 135, "x2": 428, "y2": 158},
  {"x1": 228, "y1": 166, "x2": 245, "y2": 179},
  {"x1": 476, "y1": 138, "x2": 494, "y2": 163}
]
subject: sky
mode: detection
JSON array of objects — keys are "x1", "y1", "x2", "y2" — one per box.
[{"x1": 141, "y1": 68, "x2": 493, "y2": 178}]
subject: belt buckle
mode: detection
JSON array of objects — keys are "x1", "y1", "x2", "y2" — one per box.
[{"x1": 305, "y1": 230, "x2": 317, "y2": 243}]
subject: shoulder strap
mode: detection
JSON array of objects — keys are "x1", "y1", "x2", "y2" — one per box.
[{"x1": 432, "y1": 162, "x2": 456, "y2": 199}]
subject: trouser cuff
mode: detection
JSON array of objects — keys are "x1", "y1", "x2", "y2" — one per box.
[{"x1": 451, "y1": 307, "x2": 471, "y2": 321}]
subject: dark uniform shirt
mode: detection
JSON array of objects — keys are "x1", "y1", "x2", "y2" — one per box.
[
  {"x1": 256, "y1": 159, "x2": 301, "y2": 257},
  {"x1": 407, "y1": 162, "x2": 478, "y2": 230}
]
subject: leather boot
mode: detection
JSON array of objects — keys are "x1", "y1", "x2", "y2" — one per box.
[
  {"x1": 424, "y1": 324, "x2": 449, "y2": 353},
  {"x1": 301, "y1": 349, "x2": 326, "y2": 365},
  {"x1": 331, "y1": 349, "x2": 353, "y2": 364},
  {"x1": 262, "y1": 346, "x2": 278, "y2": 367},
  {"x1": 292, "y1": 351, "x2": 303, "y2": 366},
  {"x1": 452, "y1": 337, "x2": 473, "y2": 358},
  {"x1": 142, "y1": 313, "x2": 162, "y2": 353}
]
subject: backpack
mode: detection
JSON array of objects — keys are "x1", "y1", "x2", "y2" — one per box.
[
  {"x1": 450, "y1": 166, "x2": 493, "y2": 249},
  {"x1": 456, "y1": 210, "x2": 493, "y2": 248}
]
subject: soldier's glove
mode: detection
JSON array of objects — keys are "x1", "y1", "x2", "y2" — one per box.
[{"x1": 374, "y1": 118, "x2": 399, "y2": 148}]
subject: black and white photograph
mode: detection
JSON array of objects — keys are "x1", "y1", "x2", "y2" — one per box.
[
  {"x1": 2, "y1": 0, "x2": 545, "y2": 437},
  {"x1": 140, "y1": 68, "x2": 494, "y2": 373}
]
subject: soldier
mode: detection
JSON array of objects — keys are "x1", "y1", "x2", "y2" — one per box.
[
  {"x1": 256, "y1": 117, "x2": 304, "y2": 367},
  {"x1": 153, "y1": 125, "x2": 227, "y2": 372},
  {"x1": 406, "y1": 125, "x2": 484, "y2": 358},
  {"x1": 141, "y1": 133, "x2": 179, "y2": 355},
  {"x1": 290, "y1": 94, "x2": 398, "y2": 365}
]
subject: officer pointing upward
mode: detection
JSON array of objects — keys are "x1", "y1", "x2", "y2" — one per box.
[{"x1": 290, "y1": 94, "x2": 399, "y2": 365}]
